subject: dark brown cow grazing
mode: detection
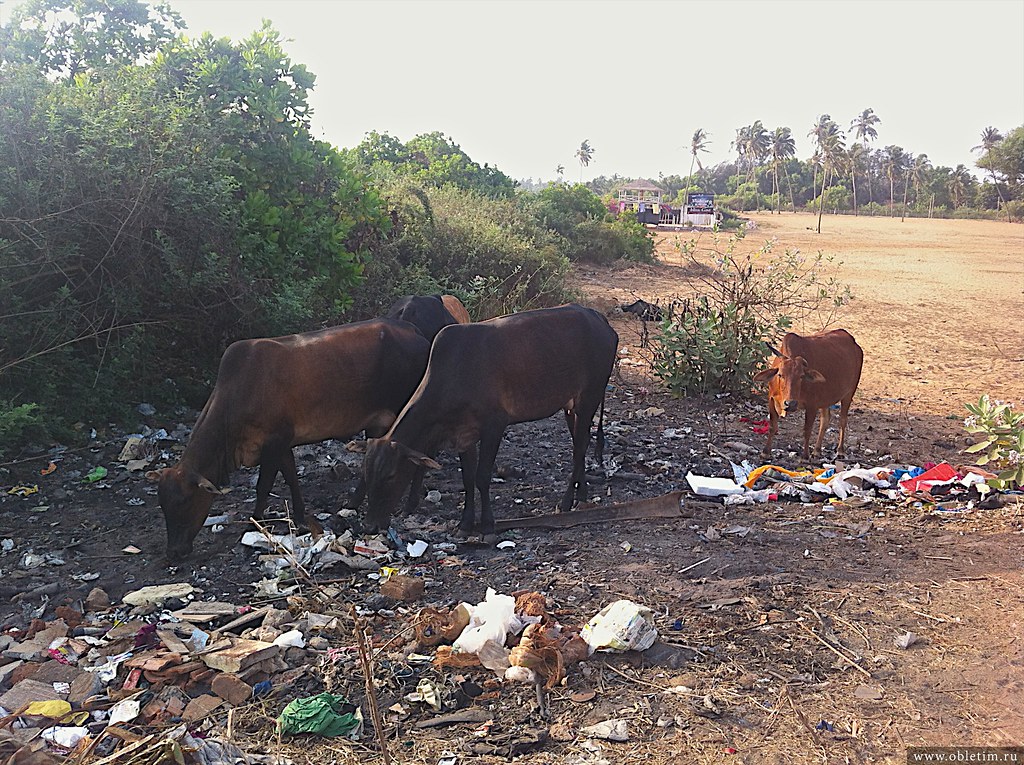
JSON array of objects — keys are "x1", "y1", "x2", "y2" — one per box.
[
  {"x1": 753, "y1": 329, "x2": 864, "y2": 460},
  {"x1": 147, "y1": 319, "x2": 430, "y2": 560},
  {"x1": 386, "y1": 294, "x2": 470, "y2": 343},
  {"x1": 362, "y1": 304, "x2": 618, "y2": 537}
]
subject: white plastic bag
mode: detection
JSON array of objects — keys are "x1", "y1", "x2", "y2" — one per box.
[{"x1": 452, "y1": 588, "x2": 516, "y2": 654}]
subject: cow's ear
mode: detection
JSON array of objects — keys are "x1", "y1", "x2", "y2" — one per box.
[
  {"x1": 804, "y1": 369, "x2": 827, "y2": 384},
  {"x1": 145, "y1": 470, "x2": 163, "y2": 483},
  {"x1": 753, "y1": 368, "x2": 778, "y2": 382}
]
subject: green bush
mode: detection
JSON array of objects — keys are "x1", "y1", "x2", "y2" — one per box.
[
  {"x1": 652, "y1": 236, "x2": 851, "y2": 397},
  {"x1": 653, "y1": 297, "x2": 773, "y2": 396}
]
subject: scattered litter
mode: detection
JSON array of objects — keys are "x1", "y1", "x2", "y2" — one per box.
[
  {"x1": 580, "y1": 718, "x2": 629, "y2": 742},
  {"x1": 122, "y1": 583, "x2": 195, "y2": 607},
  {"x1": 582, "y1": 600, "x2": 658, "y2": 653},
  {"x1": 7, "y1": 484, "x2": 39, "y2": 497},
  {"x1": 84, "y1": 466, "x2": 108, "y2": 483},
  {"x1": 122, "y1": 545, "x2": 142, "y2": 555},
  {"x1": 407, "y1": 539, "x2": 429, "y2": 557},
  {"x1": 405, "y1": 679, "x2": 443, "y2": 711},
  {"x1": 686, "y1": 472, "x2": 744, "y2": 496},
  {"x1": 895, "y1": 632, "x2": 921, "y2": 649},
  {"x1": 278, "y1": 693, "x2": 363, "y2": 738},
  {"x1": 496, "y1": 540, "x2": 516, "y2": 550}
]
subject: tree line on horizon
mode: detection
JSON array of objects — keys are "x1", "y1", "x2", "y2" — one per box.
[{"x1": 561, "y1": 114, "x2": 1022, "y2": 226}]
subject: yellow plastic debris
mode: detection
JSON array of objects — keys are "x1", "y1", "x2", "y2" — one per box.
[{"x1": 24, "y1": 699, "x2": 72, "y2": 718}]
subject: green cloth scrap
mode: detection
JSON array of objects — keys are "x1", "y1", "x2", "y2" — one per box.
[{"x1": 277, "y1": 693, "x2": 362, "y2": 738}]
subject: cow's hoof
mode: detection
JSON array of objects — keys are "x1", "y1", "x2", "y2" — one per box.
[
  {"x1": 455, "y1": 526, "x2": 473, "y2": 540},
  {"x1": 482, "y1": 533, "x2": 498, "y2": 545}
]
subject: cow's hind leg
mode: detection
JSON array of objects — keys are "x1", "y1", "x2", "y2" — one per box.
[
  {"x1": 254, "y1": 442, "x2": 287, "y2": 521},
  {"x1": 562, "y1": 399, "x2": 598, "y2": 512}
]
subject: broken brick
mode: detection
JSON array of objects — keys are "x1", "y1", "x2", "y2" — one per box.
[{"x1": 211, "y1": 673, "x2": 252, "y2": 706}]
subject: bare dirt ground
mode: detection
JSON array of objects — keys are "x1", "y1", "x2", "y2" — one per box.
[{"x1": 2, "y1": 212, "x2": 1023, "y2": 764}]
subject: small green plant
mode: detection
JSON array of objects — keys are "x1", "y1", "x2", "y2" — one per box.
[
  {"x1": 0, "y1": 402, "x2": 42, "y2": 459},
  {"x1": 963, "y1": 395, "x2": 1024, "y2": 488}
]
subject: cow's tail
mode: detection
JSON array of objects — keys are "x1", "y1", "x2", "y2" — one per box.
[{"x1": 595, "y1": 397, "x2": 606, "y2": 467}]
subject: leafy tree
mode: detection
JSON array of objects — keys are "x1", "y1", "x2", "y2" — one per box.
[
  {"x1": 575, "y1": 139, "x2": 595, "y2": 181},
  {"x1": 350, "y1": 130, "x2": 516, "y2": 197},
  {"x1": 0, "y1": 15, "x2": 386, "y2": 435},
  {"x1": 555, "y1": 163, "x2": 565, "y2": 180},
  {"x1": 1, "y1": 0, "x2": 183, "y2": 78}
]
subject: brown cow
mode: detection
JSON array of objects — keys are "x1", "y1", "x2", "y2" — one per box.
[
  {"x1": 441, "y1": 294, "x2": 471, "y2": 324},
  {"x1": 753, "y1": 329, "x2": 864, "y2": 460},
  {"x1": 147, "y1": 319, "x2": 430, "y2": 560},
  {"x1": 362, "y1": 304, "x2": 618, "y2": 537}
]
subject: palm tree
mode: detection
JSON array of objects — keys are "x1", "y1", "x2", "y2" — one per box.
[
  {"x1": 880, "y1": 145, "x2": 908, "y2": 217},
  {"x1": 769, "y1": 127, "x2": 796, "y2": 214},
  {"x1": 731, "y1": 125, "x2": 749, "y2": 189},
  {"x1": 972, "y1": 126, "x2": 1007, "y2": 218},
  {"x1": 555, "y1": 164, "x2": 565, "y2": 181},
  {"x1": 848, "y1": 142, "x2": 866, "y2": 216},
  {"x1": 575, "y1": 140, "x2": 594, "y2": 182},
  {"x1": 809, "y1": 115, "x2": 845, "y2": 232},
  {"x1": 904, "y1": 153, "x2": 931, "y2": 220},
  {"x1": 746, "y1": 120, "x2": 769, "y2": 183},
  {"x1": 687, "y1": 128, "x2": 710, "y2": 192},
  {"x1": 850, "y1": 108, "x2": 881, "y2": 206},
  {"x1": 946, "y1": 164, "x2": 971, "y2": 209}
]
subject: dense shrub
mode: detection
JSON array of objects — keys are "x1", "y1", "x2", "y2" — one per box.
[{"x1": 347, "y1": 181, "x2": 575, "y2": 320}]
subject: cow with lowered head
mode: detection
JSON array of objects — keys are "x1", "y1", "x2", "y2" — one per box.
[
  {"x1": 362, "y1": 304, "x2": 618, "y2": 539},
  {"x1": 386, "y1": 294, "x2": 471, "y2": 342},
  {"x1": 147, "y1": 319, "x2": 430, "y2": 561},
  {"x1": 753, "y1": 329, "x2": 864, "y2": 460}
]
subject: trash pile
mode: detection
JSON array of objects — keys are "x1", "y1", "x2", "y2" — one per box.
[
  {"x1": 1, "y1": 539, "x2": 666, "y2": 765},
  {"x1": 686, "y1": 460, "x2": 1010, "y2": 511},
  {"x1": 0, "y1": 578, "x2": 339, "y2": 764}
]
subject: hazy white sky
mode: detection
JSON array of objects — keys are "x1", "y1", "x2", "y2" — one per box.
[{"x1": 41, "y1": 0, "x2": 1024, "y2": 181}]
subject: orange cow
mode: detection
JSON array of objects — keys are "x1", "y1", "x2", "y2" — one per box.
[{"x1": 753, "y1": 330, "x2": 864, "y2": 460}]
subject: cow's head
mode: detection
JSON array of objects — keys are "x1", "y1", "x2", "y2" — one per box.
[
  {"x1": 146, "y1": 467, "x2": 227, "y2": 561},
  {"x1": 753, "y1": 354, "x2": 826, "y2": 416},
  {"x1": 362, "y1": 438, "x2": 440, "y2": 531}
]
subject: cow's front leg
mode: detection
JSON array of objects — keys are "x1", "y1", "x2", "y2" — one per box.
[
  {"x1": 761, "y1": 400, "x2": 780, "y2": 459},
  {"x1": 458, "y1": 448, "x2": 478, "y2": 535},
  {"x1": 813, "y1": 406, "x2": 831, "y2": 459},
  {"x1": 475, "y1": 428, "x2": 505, "y2": 539}
]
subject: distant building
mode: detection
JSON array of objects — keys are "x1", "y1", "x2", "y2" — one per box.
[
  {"x1": 617, "y1": 180, "x2": 717, "y2": 228},
  {"x1": 617, "y1": 179, "x2": 664, "y2": 224}
]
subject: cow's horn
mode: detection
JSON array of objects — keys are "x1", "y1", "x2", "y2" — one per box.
[
  {"x1": 764, "y1": 341, "x2": 784, "y2": 358},
  {"x1": 197, "y1": 475, "x2": 230, "y2": 495}
]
